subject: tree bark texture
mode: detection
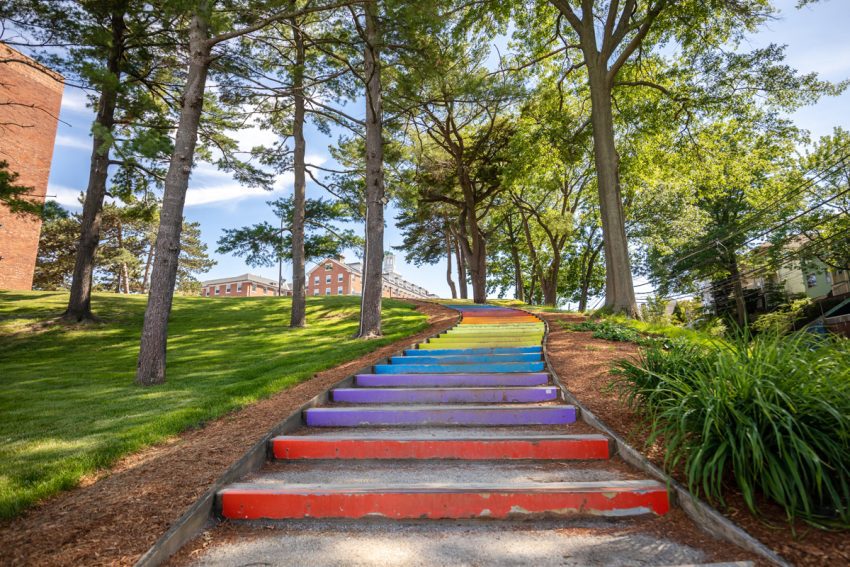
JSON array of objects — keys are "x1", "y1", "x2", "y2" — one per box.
[
  {"x1": 505, "y1": 216, "x2": 524, "y2": 302},
  {"x1": 289, "y1": 18, "x2": 307, "y2": 328},
  {"x1": 451, "y1": 225, "x2": 468, "y2": 299},
  {"x1": 357, "y1": 0, "x2": 385, "y2": 338},
  {"x1": 136, "y1": 9, "x2": 211, "y2": 386},
  {"x1": 445, "y1": 229, "x2": 457, "y2": 299},
  {"x1": 728, "y1": 253, "x2": 747, "y2": 326},
  {"x1": 63, "y1": 10, "x2": 126, "y2": 322},
  {"x1": 587, "y1": 67, "x2": 637, "y2": 315}
]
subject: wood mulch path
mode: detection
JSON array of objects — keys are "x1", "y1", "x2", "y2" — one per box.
[
  {"x1": 0, "y1": 301, "x2": 458, "y2": 567},
  {"x1": 540, "y1": 311, "x2": 850, "y2": 567}
]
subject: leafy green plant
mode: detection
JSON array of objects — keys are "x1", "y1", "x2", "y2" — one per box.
[
  {"x1": 752, "y1": 297, "x2": 813, "y2": 335},
  {"x1": 563, "y1": 320, "x2": 647, "y2": 343},
  {"x1": 613, "y1": 331, "x2": 850, "y2": 527}
]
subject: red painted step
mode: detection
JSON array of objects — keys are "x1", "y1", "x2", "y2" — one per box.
[
  {"x1": 219, "y1": 480, "x2": 670, "y2": 520},
  {"x1": 272, "y1": 434, "x2": 610, "y2": 460}
]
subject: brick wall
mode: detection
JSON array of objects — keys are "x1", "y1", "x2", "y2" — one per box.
[
  {"x1": 308, "y1": 259, "x2": 353, "y2": 296},
  {"x1": 0, "y1": 44, "x2": 64, "y2": 290},
  {"x1": 202, "y1": 281, "x2": 280, "y2": 297}
]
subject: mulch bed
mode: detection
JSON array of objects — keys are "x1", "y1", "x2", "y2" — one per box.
[
  {"x1": 540, "y1": 312, "x2": 850, "y2": 567},
  {"x1": 0, "y1": 301, "x2": 458, "y2": 567}
]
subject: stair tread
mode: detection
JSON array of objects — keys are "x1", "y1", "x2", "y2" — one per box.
[{"x1": 222, "y1": 480, "x2": 663, "y2": 493}]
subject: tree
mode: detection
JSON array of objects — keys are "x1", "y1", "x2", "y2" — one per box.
[
  {"x1": 0, "y1": 160, "x2": 40, "y2": 216},
  {"x1": 34, "y1": 201, "x2": 214, "y2": 293},
  {"x1": 356, "y1": 0, "x2": 386, "y2": 337},
  {"x1": 514, "y1": 0, "x2": 839, "y2": 315},
  {"x1": 136, "y1": 0, "x2": 349, "y2": 386},
  {"x1": 3, "y1": 0, "x2": 178, "y2": 321},
  {"x1": 635, "y1": 114, "x2": 804, "y2": 325},
  {"x1": 794, "y1": 127, "x2": 850, "y2": 273},
  {"x1": 217, "y1": 196, "x2": 361, "y2": 270}
]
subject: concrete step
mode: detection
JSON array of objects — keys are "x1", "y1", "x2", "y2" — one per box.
[
  {"x1": 303, "y1": 404, "x2": 576, "y2": 427},
  {"x1": 187, "y1": 519, "x2": 721, "y2": 567},
  {"x1": 218, "y1": 479, "x2": 669, "y2": 520},
  {"x1": 355, "y1": 373, "x2": 550, "y2": 387},
  {"x1": 404, "y1": 346, "x2": 542, "y2": 356},
  {"x1": 389, "y1": 353, "x2": 542, "y2": 364},
  {"x1": 375, "y1": 361, "x2": 546, "y2": 374},
  {"x1": 271, "y1": 433, "x2": 611, "y2": 460},
  {"x1": 331, "y1": 386, "x2": 559, "y2": 404}
]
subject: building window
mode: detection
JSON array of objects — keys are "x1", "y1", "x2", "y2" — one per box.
[
  {"x1": 325, "y1": 274, "x2": 331, "y2": 284},
  {"x1": 225, "y1": 284, "x2": 231, "y2": 294},
  {"x1": 325, "y1": 287, "x2": 331, "y2": 295},
  {"x1": 314, "y1": 276, "x2": 319, "y2": 285},
  {"x1": 313, "y1": 288, "x2": 319, "y2": 296},
  {"x1": 237, "y1": 283, "x2": 242, "y2": 293},
  {"x1": 337, "y1": 286, "x2": 343, "y2": 295},
  {"x1": 806, "y1": 273, "x2": 817, "y2": 288},
  {"x1": 325, "y1": 263, "x2": 333, "y2": 271},
  {"x1": 338, "y1": 273, "x2": 344, "y2": 282},
  {"x1": 252, "y1": 283, "x2": 257, "y2": 291},
  {"x1": 215, "y1": 287, "x2": 220, "y2": 295}
]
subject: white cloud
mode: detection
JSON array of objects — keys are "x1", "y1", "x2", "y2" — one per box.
[
  {"x1": 60, "y1": 89, "x2": 91, "y2": 114},
  {"x1": 54, "y1": 134, "x2": 90, "y2": 150},
  {"x1": 185, "y1": 153, "x2": 327, "y2": 207},
  {"x1": 46, "y1": 184, "x2": 84, "y2": 208}
]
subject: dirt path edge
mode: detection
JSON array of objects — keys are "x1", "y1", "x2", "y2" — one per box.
[
  {"x1": 536, "y1": 314, "x2": 791, "y2": 567},
  {"x1": 134, "y1": 303, "x2": 459, "y2": 567}
]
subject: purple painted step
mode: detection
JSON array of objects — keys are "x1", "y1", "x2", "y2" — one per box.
[
  {"x1": 332, "y1": 386, "x2": 559, "y2": 404},
  {"x1": 355, "y1": 373, "x2": 550, "y2": 387},
  {"x1": 304, "y1": 405, "x2": 577, "y2": 427}
]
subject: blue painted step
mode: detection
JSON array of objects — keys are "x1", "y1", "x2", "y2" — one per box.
[
  {"x1": 374, "y1": 361, "x2": 546, "y2": 374},
  {"x1": 355, "y1": 373, "x2": 550, "y2": 387}
]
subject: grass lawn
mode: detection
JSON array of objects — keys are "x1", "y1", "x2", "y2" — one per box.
[{"x1": 0, "y1": 291, "x2": 430, "y2": 518}]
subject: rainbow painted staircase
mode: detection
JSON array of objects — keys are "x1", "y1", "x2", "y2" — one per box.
[{"x1": 217, "y1": 305, "x2": 670, "y2": 520}]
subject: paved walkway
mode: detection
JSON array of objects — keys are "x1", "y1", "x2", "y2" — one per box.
[{"x1": 189, "y1": 305, "x2": 749, "y2": 566}]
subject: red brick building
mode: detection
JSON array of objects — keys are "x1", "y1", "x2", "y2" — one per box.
[
  {"x1": 307, "y1": 254, "x2": 434, "y2": 299},
  {"x1": 201, "y1": 274, "x2": 292, "y2": 298},
  {"x1": 0, "y1": 43, "x2": 64, "y2": 290}
]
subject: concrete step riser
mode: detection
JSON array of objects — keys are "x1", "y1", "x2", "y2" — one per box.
[
  {"x1": 331, "y1": 386, "x2": 559, "y2": 404},
  {"x1": 219, "y1": 482, "x2": 670, "y2": 520},
  {"x1": 355, "y1": 373, "x2": 550, "y2": 387},
  {"x1": 271, "y1": 436, "x2": 611, "y2": 460},
  {"x1": 303, "y1": 406, "x2": 577, "y2": 427}
]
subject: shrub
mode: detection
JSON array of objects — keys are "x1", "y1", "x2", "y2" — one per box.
[
  {"x1": 752, "y1": 297, "x2": 813, "y2": 335},
  {"x1": 613, "y1": 331, "x2": 850, "y2": 527}
]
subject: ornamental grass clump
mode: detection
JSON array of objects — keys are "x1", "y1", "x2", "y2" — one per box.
[{"x1": 613, "y1": 331, "x2": 850, "y2": 527}]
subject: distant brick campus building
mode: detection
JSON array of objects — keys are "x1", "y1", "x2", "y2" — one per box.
[
  {"x1": 201, "y1": 274, "x2": 292, "y2": 297},
  {"x1": 0, "y1": 43, "x2": 64, "y2": 290},
  {"x1": 307, "y1": 253, "x2": 435, "y2": 299}
]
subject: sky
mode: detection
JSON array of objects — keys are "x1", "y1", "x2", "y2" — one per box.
[{"x1": 44, "y1": 0, "x2": 850, "y2": 302}]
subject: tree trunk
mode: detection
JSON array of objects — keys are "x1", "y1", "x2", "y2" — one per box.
[
  {"x1": 289, "y1": 18, "x2": 307, "y2": 327},
  {"x1": 136, "y1": 9, "x2": 211, "y2": 386},
  {"x1": 141, "y1": 239, "x2": 154, "y2": 292},
  {"x1": 116, "y1": 218, "x2": 130, "y2": 294},
  {"x1": 579, "y1": 245, "x2": 601, "y2": 312},
  {"x1": 451, "y1": 226, "x2": 468, "y2": 299},
  {"x1": 728, "y1": 253, "x2": 747, "y2": 326},
  {"x1": 505, "y1": 217, "x2": 523, "y2": 302},
  {"x1": 357, "y1": 0, "x2": 384, "y2": 338},
  {"x1": 445, "y1": 229, "x2": 457, "y2": 299},
  {"x1": 63, "y1": 11, "x2": 126, "y2": 322},
  {"x1": 587, "y1": 65, "x2": 637, "y2": 316}
]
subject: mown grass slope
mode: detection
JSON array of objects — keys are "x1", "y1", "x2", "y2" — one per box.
[{"x1": 0, "y1": 291, "x2": 429, "y2": 518}]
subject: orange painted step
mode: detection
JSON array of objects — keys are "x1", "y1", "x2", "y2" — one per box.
[
  {"x1": 271, "y1": 434, "x2": 611, "y2": 460},
  {"x1": 219, "y1": 480, "x2": 670, "y2": 520}
]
